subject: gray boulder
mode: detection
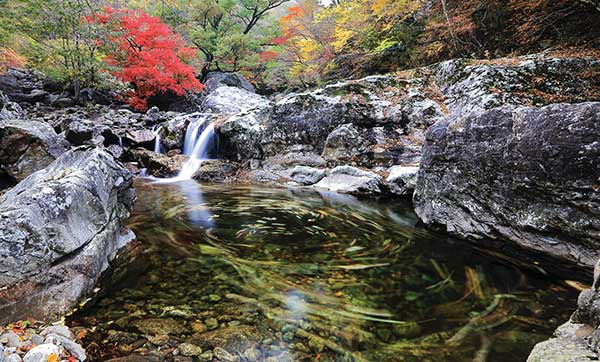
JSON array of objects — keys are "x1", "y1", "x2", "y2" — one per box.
[
  {"x1": 204, "y1": 72, "x2": 255, "y2": 94},
  {"x1": 414, "y1": 102, "x2": 600, "y2": 269},
  {"x1": 0, "y1": 147, "x2": 135, "y2": 323},
  {"x1": 276, "y1": 165, "x2": 327, "y2": 185},
  {"x1": 386, "y1": 165, "x2": 419, "y2": 196},
  {"x1": 0, "y1": 118, "x2": 70, "y2": 182}
]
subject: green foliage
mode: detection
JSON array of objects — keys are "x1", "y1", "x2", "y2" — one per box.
[{"x1": 0, "y1": 0, "x2": 107, "y2": 94}]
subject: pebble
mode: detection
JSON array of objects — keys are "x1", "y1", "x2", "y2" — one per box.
[
  {"x1": 0, "y1": 331, "x2": 21, "y2": 348},
  {"x1": 178, "y1": 343, "x2": 202, "y2": 357},
  {"x1": 213, "y1": 347, "x2": 239, "y2": 362},
  {"x1": 44, "y1": 333, "x2": 87, "y2": 361},
  {"x1": 242, "y1": 347, "x2": 261, "y2": 362},
  {"x1": 23, "y1": 344, "x2": 60, "y2": 362},
  {"x1": 29, "y1": 334, "x2": 43, "y2": 346},
  {"x1": 191, "y1": 321, "x2": 207, "y2": 334},
  {"x1": 41, "y1": 326, "x2": 75, "y2": 340},
  {"x1": 5, "y1": 354, "x2": 22, "y2": 362},
  {"x1": 205, "y1": 318, "x2": 219, "y2": 330},
  {"x1": 198, "y1": 351, "x2": 214, "y2": 362},
  {"x1": 208, "y1": 294, "x2": 222, "y2": 302}
]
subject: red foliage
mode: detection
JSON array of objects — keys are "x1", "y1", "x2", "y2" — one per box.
[{"x1": 87, "y1": 7, "x2": 203, "y2": 110}]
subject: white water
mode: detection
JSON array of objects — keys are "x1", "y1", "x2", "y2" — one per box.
[
  {"x1": 178, "y1": 123, "x2": 216, "y2": 179},
  {"x1": 153, "y1": 126, "x2": 163, "y2": 154},
  {"x1": 149, "y1": 117, "x2": 217, "y2": 182},
  {"x1": 118, "y1": 136, "x2": 123, "y2": 148}
]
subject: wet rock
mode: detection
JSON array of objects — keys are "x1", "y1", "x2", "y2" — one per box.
[
  {"x1": 386, "y1": 165, "x2": 419, "y2": 196},
  {"x1": 202, "y1": 87, "x2": 268, "y2": 114},
  {"x1": 242, "y1": 347, "x2": 261, "y2": 361},
  {"x1": 126, "y1": 148, "x2": 186, "y2": 177},
  {"x1": 188, "y1": 325, "x2": 258, "y2": 352},
  {"x1": 178, "y1": 343, "x2": 202, "y2": 357},
  {"x1": 192, "y1": 160, "x2": 239, "y2": 183},
  {"x1": 0, "y1": 118, "x2": 70, "y2": 181},
  {"x1": 23, "y1": 344, "x2": 59, "y2": 362},
  {"x1": 527, "y1": 321, "x2": 597, "y2": 362},
  {"x1": 204, "y1": 72, "x2": 255, "y2": 94},
  {"x1": 313, "y1": 166, "x2": 384, "y2": 195},
  {"x1": 204, "y1": 318, "x2": 219, "y2": 331},
  {"x1": 414, "y1": 102, "x2": 600, "y2": 269},
  {"x1": 0, "y1": 147, "x2": 135, "y2": 323},
  {"x1": 132, "y1": 318, "x2": 186, "y2": 336},
  {"x1": 198, "y1": 351, "x2": 214, "y2": 362},
  {"x1": 213, "y1": 347, "x2": 239, "y2": 362}
]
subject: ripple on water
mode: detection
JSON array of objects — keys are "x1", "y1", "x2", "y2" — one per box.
[{"x1": 67, "y1": 180, "x2": 578, "y2": 362}]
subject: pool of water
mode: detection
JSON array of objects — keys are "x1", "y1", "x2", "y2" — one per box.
[{"x1": 67, "y1": 180, "x2": 578, "y2": 362}]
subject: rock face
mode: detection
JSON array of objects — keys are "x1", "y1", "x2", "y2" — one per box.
[
  {"x1": 414, "y1": 102, "x2": 600, "y2": 269},
  {"x1": 202, "y1": 86, "x2": 269, "y2": 114},
  {"x1": 0, "y1": 147, "x2": 135, "y2": 323},
  {"x1": 0, "y1": 118, "x2": 70, "y2": 182},
  {"x1": 203, "y1": 72, "x2": 255, "y2": 94}
]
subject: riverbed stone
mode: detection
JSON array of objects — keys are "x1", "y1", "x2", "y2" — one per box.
[
  {"x1": 0, "y1": 147, "x2": 135, "y2": 323},
  {"x1": 132, "y1": 318, "x2": 186, "y2": 336},
  {"x1": 0, "y1": 331, "x2": 20, "y2": 348},
  {"x1": 178, "y1": 343, "x2": 202, "y2": 357}
]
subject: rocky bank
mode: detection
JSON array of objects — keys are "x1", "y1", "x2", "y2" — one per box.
[{"x1": 0, "y1": 48, "x2": 599, "y2": 361}]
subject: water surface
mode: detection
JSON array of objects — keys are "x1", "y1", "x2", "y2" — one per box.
[{"x1": 67, "y1": 180, "x2": 578, "y2": 361}]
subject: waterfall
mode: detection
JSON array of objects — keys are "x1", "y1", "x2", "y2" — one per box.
[
  {"x1": 118, "y1": 136, "x2": 123, "y2": 148},
  {"x1": 178, "y1": 123, "x2": 216, "y2": 179},
  {"x1": 183, "y1": 118, "x2": 208, "y2": 156},
  {"x1": 153, "y1": 125, "x2": 163, "y2": 154},
  {"x1": 146, "y1": 116, "x2": 218, "y2": 182}
]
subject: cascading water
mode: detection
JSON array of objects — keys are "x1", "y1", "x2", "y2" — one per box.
[
  {"x1": 178, "y1": 123, "x2": 216, "y2": 179},
  {"x1": 153, "y1": 126, "x2": 163, "y2": 154},
  {"x1": 149, "y1": 116, "x2": 218, "y2": 182}
]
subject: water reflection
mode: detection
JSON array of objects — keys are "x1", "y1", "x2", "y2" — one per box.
[{"x1": 67, "y1": 180, "x2": 578, "y2": 362}]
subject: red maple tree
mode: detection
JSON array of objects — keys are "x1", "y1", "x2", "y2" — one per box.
[{"x1": 87, "y1": 7, "x2": 203, "y2": 110}]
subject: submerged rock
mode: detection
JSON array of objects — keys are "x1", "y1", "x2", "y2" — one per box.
[
  {"x1": 414, "y1": 102, "x2": 600, "y2": 269},
  {"x1": 0, "y1": 147, "x2": 135, "y2": 323}
]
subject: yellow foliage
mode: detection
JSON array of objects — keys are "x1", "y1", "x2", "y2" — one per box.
[{"x1": 0, "y1": 47, "x2": 26, "y2": 74}]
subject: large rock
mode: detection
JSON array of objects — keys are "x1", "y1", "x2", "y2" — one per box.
[
  {"x1": 218, "y1": 75, "x2": 441, "y2": 168},
  {"x1": 0, "y1": 118, "x2": 70, "y2": 182},
  {"x1": 203, "y1": 72, "x2": 255, "y2": 94},
  {"x1": 414, "y1": 102, "x2": 600, "y2": 269},
  {"x1": 126, "y1": 147, "x2": 186, "y2": 177},
  {"x1": 313, "y1": 166, "x2": 384, "y2": 195},
  {"x1": 0, "y1": 147, "x2": 135, "y2": 323},
  {"x1": 201, "y1": 86, "x2": 269, "y2": 114}
]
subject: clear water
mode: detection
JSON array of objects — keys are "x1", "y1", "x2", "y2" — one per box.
[{"x1": 67, "y1": 180, "x2": 578, "y2": 362}]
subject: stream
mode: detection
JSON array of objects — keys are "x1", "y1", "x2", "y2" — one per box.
[{"x1": 66, "y1": 180, "x2": 578, "y2": 362}]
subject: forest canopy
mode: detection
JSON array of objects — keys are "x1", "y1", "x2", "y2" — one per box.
[{"x1": 1, "y1": 0, "x2": 599, "y2": 98}]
